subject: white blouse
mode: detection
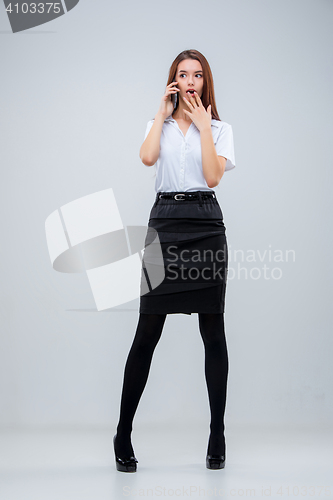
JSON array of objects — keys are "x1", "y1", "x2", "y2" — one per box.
[{"x1": 143, "y1": 113, "x2": 236, "y2": 193}]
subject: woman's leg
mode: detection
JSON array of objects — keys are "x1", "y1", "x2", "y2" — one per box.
[
  {"x1": 198, "y1": 312, "x2": 229, "y2": 456},
  {"x1": 114, "y1": 312, "x2": 167, "y2": 458}
]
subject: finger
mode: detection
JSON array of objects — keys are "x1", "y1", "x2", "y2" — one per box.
[
  {"x1": 164, "y1": 88, "x2": 179, "y2": 99},
  {"x1": 165, "y1": 82, "x2": 179, "y2": 94},
  {"x1": 192, "y1": 92, "x2": 201, "y2": 107},
  {"x1": 182, "y1": 96, "x2": 194, "y2": 108},
  {"x1": 193, "y1": 91, "x2": 202, "y2": 104},
  {"x1": 185, "y1": 91, "x2": 199, "y2": 108},
  {"x1": 187, "y1": 94, "x2": 198, "y2": 107}
]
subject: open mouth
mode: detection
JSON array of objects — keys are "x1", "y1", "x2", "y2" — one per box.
[{"x1": 186, "y1": 90, "x2": 196, "y2": 96}]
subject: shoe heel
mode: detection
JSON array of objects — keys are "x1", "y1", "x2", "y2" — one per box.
[{"x1": 113, "y1": 434, "x2": 138, "y2": 473}]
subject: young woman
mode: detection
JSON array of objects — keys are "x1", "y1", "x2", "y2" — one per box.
[{"x1": 113, "y1": 49, "x2": 236, "y2": 472}]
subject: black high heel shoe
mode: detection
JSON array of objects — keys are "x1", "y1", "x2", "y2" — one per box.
[
  {"x1": 113, "y1": 434, "x2": 138, "y2": 472},
  {"x1": 206, "y1": 453, "x2": 226, "y2": 469},
  {"x1": 206, "y1": 432, "x2": 226, "y2": 469}
]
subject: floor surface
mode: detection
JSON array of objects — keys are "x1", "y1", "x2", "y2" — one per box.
[{"x1": 0, "y1": 423, "x2": 332, "y2": 499}]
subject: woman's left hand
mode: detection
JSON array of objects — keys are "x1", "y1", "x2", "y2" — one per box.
[{"x1": 182, "y1": 92, "x2": 212, "y2": 132}]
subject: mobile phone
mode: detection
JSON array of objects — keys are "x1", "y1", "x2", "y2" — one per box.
[{"x1": 172, "y1": 78, "x2": 178, "y2": 109}]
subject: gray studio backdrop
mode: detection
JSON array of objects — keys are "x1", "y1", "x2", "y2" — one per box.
[{"x1": 0, "y1": 0, "x2": 332, "y2": 430}]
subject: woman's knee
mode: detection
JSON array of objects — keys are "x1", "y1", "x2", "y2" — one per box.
[
  {"x1": 134, "y1": 313, "x2": 167, "y2": 349},
  {"x1": 198, "y1": 313, "x2": 225, "y2": 345}
]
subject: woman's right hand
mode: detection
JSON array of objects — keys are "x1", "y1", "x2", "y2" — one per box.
[
  {"x1": 156, "y1": 81, "x2": 179, "y2": 118},
  {"x1": 141, "y1": 82, "x2": 179, "y2": 165}
]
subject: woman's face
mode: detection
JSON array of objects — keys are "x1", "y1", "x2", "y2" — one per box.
[{"x1": 175, "y1": 58, "x2": 204, "y2": 101}]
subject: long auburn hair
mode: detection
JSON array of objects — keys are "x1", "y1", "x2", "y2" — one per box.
[{"x1": 167, "y1": 49, "x2": 221, "y2": 121}]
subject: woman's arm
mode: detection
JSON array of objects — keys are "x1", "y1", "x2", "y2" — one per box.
[
  {"x1": 200, "y1": 129, "x2": 227, "y2": 187},
  {"x1": 139, "y1": 112, "x2": 165, "y2": 167},
  {"x1": 182, "y1": 92, "x2": 226, "y2": 188},
  {"x1": 140, "y1": 82, "x2": 179, "y2": 167}
]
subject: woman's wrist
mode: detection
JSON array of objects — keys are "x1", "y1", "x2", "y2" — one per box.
[
  {"x1": 199, "y1": 125, "x2": 213, "y2": 135},
  {"x1": 155, "y1": 111, "x2": 168, "y2": 122}
]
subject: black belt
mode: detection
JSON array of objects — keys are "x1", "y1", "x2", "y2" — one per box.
[{"x1": 158, "y1": 191, "x2": 216, "y2": 201}]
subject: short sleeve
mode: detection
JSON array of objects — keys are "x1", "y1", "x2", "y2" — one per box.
[
  {"x1": 144, "y1": 119, "x2": 154, "y2": 140},
  {"x1": 215, "y1": 123, "x2": 236, "y2": 171}
]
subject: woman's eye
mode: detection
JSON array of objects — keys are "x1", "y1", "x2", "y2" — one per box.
[{"x1": 179, "y1": 74, "x2": 202, "y2": 78}]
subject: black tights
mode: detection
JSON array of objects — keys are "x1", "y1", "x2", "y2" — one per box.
[{"x1": 114, "y1": 312, "x2": 228, "y2": 458}]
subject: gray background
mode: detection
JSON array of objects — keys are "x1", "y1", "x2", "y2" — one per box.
[{"x1": 1, "y1": 0, "x2": 332, "y2": 433}]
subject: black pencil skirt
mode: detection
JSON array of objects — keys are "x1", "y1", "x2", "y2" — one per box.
[{"x1": 139, "y1": 191, "x2": 228, "y2": 315}]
